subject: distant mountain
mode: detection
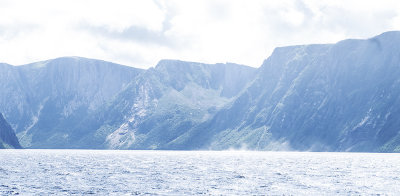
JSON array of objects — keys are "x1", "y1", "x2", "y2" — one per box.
[
  {"x1": 0, "y1": 57, "x2": 256, "y2": 149},
  {"x1": 0, "y1": 113, "x2": 21, "y2": 149},
  {"x1": 0, "y1": 57, "x2": 144, "y2": 148},
  {"x1": 2, "y1": 31, "x2": 400, "y2": 152},
  {"x1": 168, "y1": 31, "x2": 400, "y2": 152},
  {"x1": 63, "y1": 60, "x2": 257, "y2": 149}
]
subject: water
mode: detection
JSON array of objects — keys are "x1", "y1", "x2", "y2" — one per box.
[{"x1": 0, "y1": 150, "x2": 399, "y2": 195}]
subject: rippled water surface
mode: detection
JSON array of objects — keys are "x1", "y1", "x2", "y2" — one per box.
[{"x1": 0, "y1": 150, "x2": 399, "y2": 195}]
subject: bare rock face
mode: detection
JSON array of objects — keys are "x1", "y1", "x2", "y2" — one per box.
[
  {"x1": 0, "y1": 57, "x2": 256, "y2": 149},
  {"x1": 2, "y1": 31, "x2": 400, "y2": 152},
  {"x1": 0, "y1": 57, "x2": 144, "y2": 148},
  {"x1": 170, "y1": 31, "x2": 400, "y2": 152},
  {"x1": 0, "y1": 113, "x2": 21, "y2": 149}
]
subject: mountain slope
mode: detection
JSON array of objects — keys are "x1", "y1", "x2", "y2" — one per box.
[
  {"x1": 0, "y1": 113, "x2": 22, "y2": 149},
  {"x1": 69, "y1": 60, "x2": 257, "y2": 149},
  {"x1": 168, "y1": 31, "x2": 400, "y2": 152},
  {"x1": 0, "y1": 57, "x2": 144, "y2": 148},
  {"x1": 2, "y1": 31, "x2": 400, "y2": 152},
  {"x1": 0, "y1": 58, "x2": 256, "y2": 149}
]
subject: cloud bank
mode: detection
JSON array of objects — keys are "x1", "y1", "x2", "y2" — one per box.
[{"x1": 0, "y1": 0, "x2": 399, "y2": 68}]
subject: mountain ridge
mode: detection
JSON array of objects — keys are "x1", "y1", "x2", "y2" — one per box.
[
  {"x1": 1, "y1": 31, "x2": 400, "y2": 152},
  {"x1": 0, "y1": 56, "x2": 256, "y2": 149},
  {"x1": 167, "y1": 31, "x2": 400, "y2": 152}
]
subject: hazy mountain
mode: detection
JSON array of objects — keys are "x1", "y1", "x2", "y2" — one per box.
[
  {"x1": 0, "y1": 57, "x2": 144, "y2": 148},
  {"x1": 0, "y1": 113, "x2": 21, "y2": 149},
  {"x1": 66, "y1": 60, "x2": 257, "y2": 149},
  {"x1": 2, "y1": 31, "x2": 400, "y2": 152},
  {"x1": 0, "y1": 57, "x2": 256, "y2": 149},
  {"x1": 168, "y1": 31, "x2": 400, "y2": 152}
]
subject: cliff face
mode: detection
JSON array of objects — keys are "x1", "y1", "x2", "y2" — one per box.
[
  {"x1": 0, "y1": 57, "x2": 256, "y2": 149},
  {"x1": 167, "y1": 31, "x2": 400, "y2": 152},
  {"x1": 0, "y1": 57, "x2": 144, "y2": 148},
  {"x1": 2, "y1": 31, "x2": 400, "y2": 152},
  {"x1": 67, "y1": 60, "x2": 257, "y2": 149},
  {"x1": 0, "y1": 113, "x2": 21, "y2": 149}
]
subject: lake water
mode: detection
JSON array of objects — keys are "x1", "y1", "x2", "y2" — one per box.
[{"x1": 0, "y1": 150, "x2": 399, "y2": 195}]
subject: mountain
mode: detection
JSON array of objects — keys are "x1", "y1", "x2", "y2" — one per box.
[
  {"x1": 0, "y1": 57, "x2": 144, "y2": 148},
  {"x1": 2, "y1": 31, "x2": 400, "y2": 152},
  {"x1": 62, "y1": 60, "x2": 257, "y2": 149},
  {"x1": 168, "y1": 31, "x2": 400, "y2": 152},
  {"x1": 0, "y1": 57, "x2": 256, "y2": 149},
  {"x1": 0, "y1": 113, "x2": 21, "y2": 149}
]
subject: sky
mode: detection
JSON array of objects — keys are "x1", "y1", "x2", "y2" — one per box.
[{"x1": 1, "y1": 0, "x2": 400, "y2": 68}]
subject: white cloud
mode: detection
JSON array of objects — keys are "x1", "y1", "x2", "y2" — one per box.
[{"x1": 0, "y1": 0, "x2": 400, "y2": 68}]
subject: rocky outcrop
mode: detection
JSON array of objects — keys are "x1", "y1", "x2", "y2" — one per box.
[{"x1": 0, "y1": 113, "x2": 21, "y2": 149}]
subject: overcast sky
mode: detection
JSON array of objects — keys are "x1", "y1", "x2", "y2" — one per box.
[{"x1": 1, "y1": 0, "x2": 400, "y2": 68}]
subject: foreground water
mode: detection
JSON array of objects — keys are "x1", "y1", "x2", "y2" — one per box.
[{"x1": 0, "y1": 150, "x2": 399, "y2": 195}]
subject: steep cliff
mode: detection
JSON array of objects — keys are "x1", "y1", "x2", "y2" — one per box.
[
  {"x1": 0, "y1": 113, "x2": 21, "y2": 149},
  {"x1": 168, "y1": 31, "x2": 400, "y2": 152}
]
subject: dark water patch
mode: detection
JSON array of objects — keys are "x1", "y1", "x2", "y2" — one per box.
[{"x1": 234, "y1": 175, "x2": 245, "y2": 179}]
